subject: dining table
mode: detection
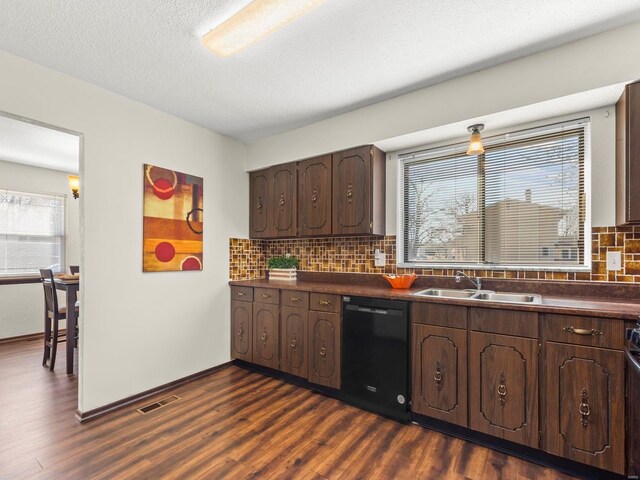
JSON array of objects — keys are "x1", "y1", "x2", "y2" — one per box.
[{"x1": 53, "y1": 276, "x2": 80, "y2": 374}]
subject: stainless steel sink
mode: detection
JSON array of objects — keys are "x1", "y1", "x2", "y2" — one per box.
[
  {"x1": 413, "y1": 288, "x2": 478, "y2": 299},
  {"x1": 473, "y1": 292, "x2": 542, "y2": 304},
  {"x1": 413, "y1": 288, "x2": 542, "y2": 304}
]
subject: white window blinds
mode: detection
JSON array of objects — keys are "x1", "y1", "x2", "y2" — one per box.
[
  {"x1": 0, "y1": 189, "x2": 65, "y2": 275},
  {"x1": 399, "y1": 119, "x2": 588, "y2": 268}
]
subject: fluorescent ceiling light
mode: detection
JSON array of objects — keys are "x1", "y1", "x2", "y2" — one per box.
[{"x1": 202, "y1": 0, "x2": 326, "y2": 57}]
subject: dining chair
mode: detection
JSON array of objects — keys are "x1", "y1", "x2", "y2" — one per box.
[
  {"x1": 39, "y1": 269, "x2": 78, "y2": 371},
  {"x1": 69, "y1": 265, "x2": 79, "y2": 274}
]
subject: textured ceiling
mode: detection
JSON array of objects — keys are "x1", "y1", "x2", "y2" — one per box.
[
  {"x1": 0, "y1": 115, "x2": 80, "y2": 173},
  {"x1": 0, "y1": 1, "x2": 639, "y2": 143}
]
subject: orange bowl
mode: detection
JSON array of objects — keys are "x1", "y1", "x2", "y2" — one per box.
[{"x1": 383, "y1": 273, "x2": 417, "y2": 289}]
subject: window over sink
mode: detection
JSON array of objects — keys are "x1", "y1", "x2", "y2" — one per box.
[
  {"x1": 0, "y1": 189, "x2": 65, "y2": 276},
  {"x1": 398, "y1": 118, "x2": 589, "y2": 270}
]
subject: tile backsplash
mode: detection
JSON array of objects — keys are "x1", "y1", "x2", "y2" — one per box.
[{"x1": 229, "y1": 226, "x2": 640, "y2": 283}]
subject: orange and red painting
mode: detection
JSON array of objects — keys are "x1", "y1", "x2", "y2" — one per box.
[{"x1": 143, "y1": 164, "x2": 203, "y2": 272}]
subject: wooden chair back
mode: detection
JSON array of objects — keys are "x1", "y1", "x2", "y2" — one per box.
[
  {"x1": 39, "y1": 269, "x2": 59, "y2": 317},
  {"x1": 69, "y1": 265, "x2": 79, "y2": 274}
]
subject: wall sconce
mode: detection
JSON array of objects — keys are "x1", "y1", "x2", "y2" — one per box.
[
  {"x1": 466, "y1": 124, "x2": 485, "y2": 155},
  {"x1": 68, "y1": 175, "x2": 80, "y2": 199}
]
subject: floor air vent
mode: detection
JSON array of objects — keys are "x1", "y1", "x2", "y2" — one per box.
[{"x1": 137, "y1": 395, "x2": 180, "y2": 415}]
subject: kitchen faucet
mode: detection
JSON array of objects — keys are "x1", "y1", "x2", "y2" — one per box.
[{"x1": 455, "y1": 271, "x2": 482, "y2": 291}]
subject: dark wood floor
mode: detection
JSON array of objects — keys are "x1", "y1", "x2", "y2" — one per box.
[{"x1": 0, "y1": 339, "x2": 578, "y2": 479}]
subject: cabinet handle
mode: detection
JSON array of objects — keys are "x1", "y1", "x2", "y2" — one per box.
[
  {"x1": 434, "y1": 361, "x2": 442, "y2": 391},
  {"x1": 237, "y1": 327, "x2": 243, "y2": 338},
  {"x1": 261, "y1": 332, "x2": 267, "y2": 342},
  {"x1": 256, "y1": 196, "x2": 263, "y2": 210},
  {"x1": 318, "y1": 300, "x2": 331, "y2": 306},
  {"x1": 497, "y1": 371, "x2": 507, "y2": 408},
  {"x1": 237, "y1": 292, "x2": 245, "y2": 296},
  {"x1": 261, "y1": 294, "x2": 271, "y2": 298},
  {"x1": 290, "y1": 339, "x2": 297, "y2": 349},
  {"x1": 319, "y1": 346, "x2": 326, "y2": 357},
  {"x1": 579, "y1": 389, "x2": 590, "y2": 428},
  {"x1": 563, "y1": 326, "x2": 603, "y2": 336},
  {"x1": 346, "y1": 189, "x2": 352, "y2": 198},
  {"x1": 290, "y1": 296, "x2": 300, "y2": 302},
  {"x1": 311, "y1": 194, "x2": 318, "y2": 202},
  {"x1": 279, "y1": 193, "x2": 285, "y2": 206}
]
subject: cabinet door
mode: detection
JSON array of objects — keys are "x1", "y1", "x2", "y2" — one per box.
[
  {"x1": 332, "y1": 146, "x2": 371, "y2": 235},
  {"x1": 270, "y1": 163, "x2": 297, "y2": 237},
  {"x1": 280, "y1": 306, "x2": 308, "y2": 378},
  {"x1": 308, "y1": 311, "x2": 340, "y2": 389},
  {"x1": 231, "y1": 300, "x2": 252, "y2": 362},
  {"x1": 469, "y1": 332, "x2": 538, "y2": 447},
  {"x1": 253, "y1": 302, "x2": 279, "y2": 369},
  {"x1": 543, "y1": 342, "x2": 624, "y2": 474},
  {"x1": 298, "y1": 155, "x2": 332, "y2": 236},
  {"x1": 412, "y1": 324, "x2": 467, "y2": 427},
  {"x1": 249, "y1": 169, "x2": 272, "y2": 238}
]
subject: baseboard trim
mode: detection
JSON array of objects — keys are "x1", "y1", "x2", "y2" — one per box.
[
  {"x1": 75, "y1": 360, "x2": 235, "y2": 423},
  {"x1": 0, "y1": 332, "x2": 43, "y2": 344}
]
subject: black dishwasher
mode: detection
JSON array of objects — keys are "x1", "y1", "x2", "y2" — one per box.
[{"x1": 342, "y1": 296, "x2": 410, "y2": 422}]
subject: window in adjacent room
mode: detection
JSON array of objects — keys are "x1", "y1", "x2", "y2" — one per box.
[
  {"x1": 0, "y1": 189, "x2": 65, "y2": 276},
  {"x1": 398, "y1": 118, "x2": 589, "y2": 269}
]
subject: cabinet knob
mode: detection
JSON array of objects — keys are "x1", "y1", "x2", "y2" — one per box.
[
  {"x1": 261, "y1": 332, "x2": 267, "y2": 342},
  {"x1": 319, "y1": 346, "x2": 326, "y2": 357},
  {"x1": 256, "y1": 196, "x2": 263, "y2": 210},
  {"x1": 434, "y1": 361, "x2": 442, "y2": 390},
  {"x1": 311, "y1": 194, "x2": 318, "y2": 202},
  {"x1": 346, "y1": 189, "x2": 352, "y2": 198},
  {"x1": 579, "y1": 389, "x2": 590, "y2": 428},
  {"x1": 497, "y1": 371, "x2": 507, "y2": 408},
  {"x1": 290, "y1": 339, "x2": 297, "y2": 349},
  {"x1": 237, "y1": 327, "x2": 243, "y2": 338},
  {"x1": 279, "y1": 193, "x2": 285, "y2": 206},
  {"x1": 563, "y1": 326, "x2": 603, "y2": 336}
]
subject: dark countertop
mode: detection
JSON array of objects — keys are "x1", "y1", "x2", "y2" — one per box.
[{"x1": 229, "y1": 277, "x2": 640, "y2": 321}]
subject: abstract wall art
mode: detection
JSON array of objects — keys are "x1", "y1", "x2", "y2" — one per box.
[{"x1": 143, "y1": 164, "x2": 203, "y2": 272}]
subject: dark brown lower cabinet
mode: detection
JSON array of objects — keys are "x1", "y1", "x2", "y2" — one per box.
[
  {"x1": 469, "y1": 331, "x2": 538, "y2": 447},
  {"x1": 412, "y1": 324, "x2": 467, "y2": 427},
  {"x1": 231, "y1": 300, "x2": 252, "y2": 362},
  {"x1": 308, "y1": 311, "x2": 340, "y2": 388},
  {"x1": 543, "y1": 342, "x2": 625, "y2": 474},
  {"x1": 280, "y1": 305, "x2": 308, "y2": 379},
  {"x1": 252, "y1": 302, "x2": 279, "y2": 369}
]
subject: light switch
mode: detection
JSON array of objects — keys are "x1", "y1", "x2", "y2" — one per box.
[
  {"x1": 374, "y1": 249, "x2": 386, "y2": 267},
  {"x1": 606, "y1": 251, "x2": 622, "y2": 271}
]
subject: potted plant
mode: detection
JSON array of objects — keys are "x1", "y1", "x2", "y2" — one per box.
[{"x1": 268, "y1": 255, "x2": 298, "y2": 281}]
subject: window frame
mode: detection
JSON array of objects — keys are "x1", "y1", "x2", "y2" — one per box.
[
  {"x1": 0, "y1": 187, "x2": 67, "y2": 279},
  {"x1": 397, "y1": 118, "x2": 591, "y2": 272}
]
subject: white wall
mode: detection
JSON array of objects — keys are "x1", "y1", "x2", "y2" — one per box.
[
  {"x1": 0, "y1": 159, "x2": 81, "y2": 338},
  {"x1": 0, "y1": 51, "x2": 248, "y2": 412}
]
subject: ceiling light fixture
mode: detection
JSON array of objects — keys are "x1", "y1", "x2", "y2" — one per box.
[
  {"x1": 202, "y1": 0, "x2": 326, "y2": 57},
  {"x1": 68, "y1": 175, "x2": 79, "y2": 199},
  {"x1": 466, "y1": 124, "x2": 485, "y2": 155}
]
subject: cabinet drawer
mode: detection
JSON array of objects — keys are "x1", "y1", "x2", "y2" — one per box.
[
  {"x1": 254, "y1": 288, "x2": 279, "y2": 305},
  {"x1": 231, "y1": 286, "x2": 253, "y2": 302},
  {"x1": 412, "y1": 302, "x2": 467, "y2": 329},
  {"x1": 281, "y1": 290, "x2": 309, "y2": 309},
  {"x1": 310, "y1": 293, "x2": 341, "y2": 313},
  {"x1": 542, "y1": 314, "x2": 624, "y2": 350},
  {"x1": 469, "y1": 307, "x2": 538, "y2": 338}
]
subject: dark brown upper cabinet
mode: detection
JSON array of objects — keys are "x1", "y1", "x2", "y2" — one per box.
[
  {"x1": 298, "y1": 155, "x2": 332, "y2": 237},
  {"x1": 248, "y1": 145, "x2": 385, "y2": 239},
  {"x1": 270, "y1": 163, "x2": 297, "y2": 237},
  {"x1": 332, "y1": 146, "x2": 385, "y2": 236},
  {"x1": 249, "y1": 169, "x2": 272, "y2": 238},
  {"x1": 616, "y1": 80, "x2": 640, "y2": 225}
]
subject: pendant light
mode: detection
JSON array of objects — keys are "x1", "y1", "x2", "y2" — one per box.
[
  {"x1": 466, "y1": 124, "x2": 485, "y2": 155},
  {"x1": 68, "y1": 175, "x2": 79, "y2": 199}
]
